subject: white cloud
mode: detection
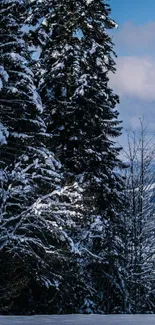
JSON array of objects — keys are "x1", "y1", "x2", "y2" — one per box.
[
  {"x1": 114, "y1": 21, "x2": 155, "y2": 51},
  {"x1": 109, "y1": 21, "x2": 155, "y2": 148},
  {"x1": 110, "y1": 56, "x2": 155, "y2": 101}
]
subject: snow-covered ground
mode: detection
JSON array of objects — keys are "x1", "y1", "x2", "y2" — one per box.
[{"x1": 0, "y1": 315, "x2": 155, "y2": 324}]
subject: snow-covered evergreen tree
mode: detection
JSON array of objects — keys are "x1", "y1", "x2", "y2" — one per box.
[
  {"x1": 0, "y1": 0, "x2": 45, "y2": 164},
  {"x1": 30, "y1": 0, "x2": 127, "y2": 313},
  {"x1": 0, "y1": 0, "x2": 84, "y2": 314}
]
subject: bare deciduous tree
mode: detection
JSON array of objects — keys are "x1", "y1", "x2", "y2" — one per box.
[{"x1": 123, "y1": 118, "x2": 155, "y2": 313}]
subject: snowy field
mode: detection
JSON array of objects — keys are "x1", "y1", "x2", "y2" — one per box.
[{"x1": 1, "y1": 315, "x2": 155, "y2": 325}]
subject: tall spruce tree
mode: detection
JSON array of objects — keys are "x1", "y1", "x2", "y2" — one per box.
[
  {"x1": 30, "y1": 0, "x2": 127, "y2": 313},
  {"x1": 0, "y1": 0, "x2": 84, "y2": 314}
]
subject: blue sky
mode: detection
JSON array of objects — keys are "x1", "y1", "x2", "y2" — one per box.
[
  {"x1": 109, "y1": 0, "x2": 155, "y2": 149},
  {"x1": 111, "y1": 0, "x2": 155, "y2": 24}
]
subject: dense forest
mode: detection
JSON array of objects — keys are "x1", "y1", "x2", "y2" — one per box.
[{"x1": 0, "y1": 0, "x2": 155, "y2": 315}]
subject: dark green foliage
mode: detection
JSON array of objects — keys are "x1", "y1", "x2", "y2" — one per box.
[
  {"x1": 0, "y1": 0, "x2": 138, "y2": 316},
  {"x1": 33, "y1": 0, "x2": 127, "y2": 314},
  {"x1": 0, "y1": 0, "x2": 84, "y2": 314}
]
